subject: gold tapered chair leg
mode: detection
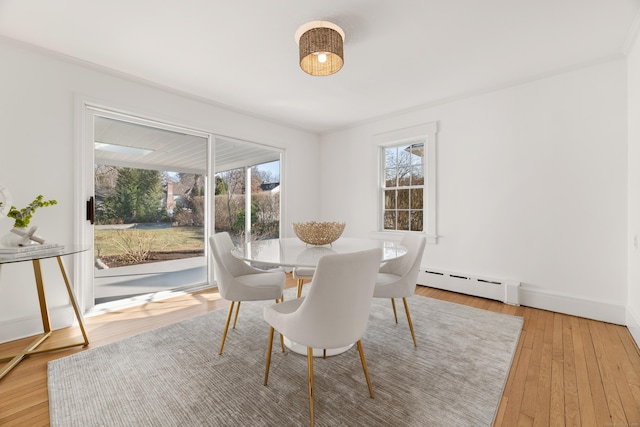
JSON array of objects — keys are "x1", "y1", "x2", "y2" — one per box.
[
  {"x1": 390, "y1": 298, "x2": 398, "y2": 323},
  {"x1": 275, "y1": 296, "x2": 285, "y2": 352},
  {"x1": 356, "y1": 340, "x2": 375, "y2": 398},
  {"x1": 264, "y1": 327, "x2": 275, "y2": 385},
  {"x1": 297, "y1": 279, "x2": 304, "y2": 298},
  {"x1": 307, "y1": 347, "x2": 315, "y2": 427},
  {"x1": 232, "y1": 301, "x2": 241, "y2": 329},
  {"x1": 403, "y1": 297, "x2": 417, "y2": 347},
  {"x1": 219, "y1": 301, "x2": 235, "y2": 355}
]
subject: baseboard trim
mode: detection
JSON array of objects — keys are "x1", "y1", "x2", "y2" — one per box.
[
  {"x1": 627, "y1": 305, "x2": 640, "y2": 349},
  {"x1": 518, "y1": 286, "x2": 626, "y2": 325},
  {"x1": 0, "y1": 304, "x2": 74, "y2": 343},
  {"x1": 418, "y1": 268, "x2": 627, "y2": 325}
]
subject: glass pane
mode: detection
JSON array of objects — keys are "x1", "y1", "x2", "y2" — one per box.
[
  {"x1": 384, "y1": 211, "x2": 396, "y2": 230},
  {"x1": 397, "y1": 211, "x2": 409, "y2": 230},
  {"x1": 385, "y1": 168, "x2": 397, "y2": 187},
  {"x1": 397, "y1": 149, "x2": 412, "y2": 186},
  {"x1": 384, "y1": 190, "x2": 396, "y2": 209},
  {"x1": 93, "y1": 115, "x2": 208, "y2": 306},
  {"x1": 250, "y1": 161, "x2": 280, "y2": 240},
  {"x1": 410, "y1": 188, "x2": 423, "y2": 209},
  {"x1": 411, "y1": 166, "x2": 424, "y2": 185},
  {"x1": 410, "y1": 210, "x2": 423, "y2": 231},
  {"x1": 407, "y1": 141, "x2": 424, "y2": 164},
  {"x1": 397, "y1": 189, "x2": 410, "y2": 209},
  {"x1": 215, "y1": 168, "x2": 246, "y2": 240},
  {"x1": 385, "y1": 147, "x2": 398, "y2": 168}
]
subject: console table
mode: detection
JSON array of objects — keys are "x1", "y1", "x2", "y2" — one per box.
[{"x1": 0, "y1": 246, "x2": 90, "y2": 380}]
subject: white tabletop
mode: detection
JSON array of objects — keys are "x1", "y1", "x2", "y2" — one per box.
[{"x1": 232, "y1": 237, "x2": 406, "y2": 268}]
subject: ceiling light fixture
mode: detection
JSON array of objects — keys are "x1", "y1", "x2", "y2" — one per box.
[{"x1": 295, "y1": 21, "x2": 345, "y2": 76}]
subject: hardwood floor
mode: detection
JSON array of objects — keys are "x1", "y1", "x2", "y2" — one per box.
[{"x1": 1, "y1": 275, "x2": 639, "y2": 426}]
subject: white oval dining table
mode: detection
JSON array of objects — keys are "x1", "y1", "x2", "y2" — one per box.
[
  {"x1": 231, "y1": 237, "x2": 407, "y2": 357},
  {"x1": 231, "y1": 237, "x2": 407, "y2": 268}
]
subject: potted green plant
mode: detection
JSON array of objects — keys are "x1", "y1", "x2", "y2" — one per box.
[{"x1": 6, "y1": 195, "x2": 57, "y2": 228}]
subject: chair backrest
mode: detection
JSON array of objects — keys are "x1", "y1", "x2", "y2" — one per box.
[
  {"x1": 289, "y1": 248, "x2": 382, "y2": 349},
  {"x1": 379, "y1": 233, "x2": 426, "y2": 290},
  {"x1": 209, "y1": 232, "x2": 258, "y2": 299}
]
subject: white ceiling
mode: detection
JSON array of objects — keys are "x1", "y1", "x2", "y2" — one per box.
[{"x1": 1, "y1": 0, "x2": 639, "y2": 134}]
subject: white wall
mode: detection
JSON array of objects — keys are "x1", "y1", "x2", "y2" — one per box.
[
  {"x1": 320, "y1": 59, "x2": 628, "y2": 324},
  {"x1": 628, "y1": 32, "x2": 640, "y2": 345},
  {"x1": 0, "y1": 38, "x2": 321, "y2": 342}
]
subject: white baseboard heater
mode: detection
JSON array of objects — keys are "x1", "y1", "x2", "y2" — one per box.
[{"x1": 417, "y1": 268, "x2": 520, "y2": 306}]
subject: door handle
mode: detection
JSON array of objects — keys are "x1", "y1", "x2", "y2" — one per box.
[{"x1": 86, "y1": 196, "x2": 95, "y2": 224}]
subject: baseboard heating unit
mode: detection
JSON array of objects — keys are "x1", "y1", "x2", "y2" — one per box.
[{"x1": 417, "y1": 269, "x2": 520, "y2": 305}]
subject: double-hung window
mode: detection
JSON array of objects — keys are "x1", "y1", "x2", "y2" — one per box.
[
  {"x1": 382, "y1": 142, "x2": 425, "y2": 231},
  {"x1": 375, "y1": 122, "x2": 438, "y2": 243}
]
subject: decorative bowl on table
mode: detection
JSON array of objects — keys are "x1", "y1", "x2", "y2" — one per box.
[{"x1": 292, "y1": 221, "x2": 345, "y2": 246}]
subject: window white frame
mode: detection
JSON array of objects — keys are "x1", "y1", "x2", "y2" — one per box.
[{"x1": 374, "y1": 122, "x2": 438, "y2": 244}]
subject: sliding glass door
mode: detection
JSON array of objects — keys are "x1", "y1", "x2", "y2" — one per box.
[{"x1": 91, "y1": 114, "x2": 209, "y2": 306}]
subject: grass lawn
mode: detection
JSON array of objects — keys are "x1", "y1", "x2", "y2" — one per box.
[{"x1": 94, "y1": 226, "x2": 205, "y2": 258}]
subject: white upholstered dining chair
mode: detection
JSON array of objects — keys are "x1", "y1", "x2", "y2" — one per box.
[
  {"x1": 209, "y1": 232, "x2": 286, "y2": 355},
  {"x1": 374, "y1": 233, "x2": 426, "y2": 346},
  {"x1": 263, "y1": 248, "x2": 382, "y2": 427},
  {"x1": 292, "y1": 267, "x2": 315, "y2": 298}
]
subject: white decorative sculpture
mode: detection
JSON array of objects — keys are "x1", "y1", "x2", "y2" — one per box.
[{"x1": 11, "y1": 226, "x2": 46, "y2": 245}]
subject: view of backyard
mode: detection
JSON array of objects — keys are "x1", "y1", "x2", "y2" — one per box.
[{"x1": 93, "y1": 162, "x2": 280, "y2": 269}]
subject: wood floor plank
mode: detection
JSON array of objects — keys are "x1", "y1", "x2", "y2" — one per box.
[
  {"x1": 501, "y1": 343, "x2": 532, "y2": 425},
  {"x1": 494, "y1": 396, "x2": 508, "y2": 426},
  {"x1": 562, "y1": 315, "x2": 581, "y2": 426},
  {"x1": 594, "y1": 322, "x2": 640, "y2": 424},
  {"x1": 589, "y1": 320, "x2": 627, "y2": 424},
  {"x1": 519, "y1": 308, "x2": 544, "y2": 420},
  {"x1": 617, "y1": 326, "x2": 640, "y2": 377},
  {"x1": 550, "y1": 313, "x2": 565, "y2": 426},
  {"x1": 578, "y1": 317, "x2": 613, "y2": 426},
  {"x1": 532, "y1": 309, "x2": 554, "y2": 427},
  {"x1": 569, "y1": 316, "x2": 597, "y2": 427},
  {"x1": 613, "y1": 326, "x2": 640, "y2": 407}
]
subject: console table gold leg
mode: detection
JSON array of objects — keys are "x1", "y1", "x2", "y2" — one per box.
[
  {"x1": 32, "y1": 259, "x2": 51, "y2": 333},
  {"x1": 57, "y1": 256, "x2": 89, "y2": 346},
  {"x1": 0, "y1": 332, "x2": 51, "y2": 380}
]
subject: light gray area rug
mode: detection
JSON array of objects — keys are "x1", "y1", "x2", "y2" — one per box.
[{"x1": 48, "y1": 289, "x2": 523, "y2": 426}]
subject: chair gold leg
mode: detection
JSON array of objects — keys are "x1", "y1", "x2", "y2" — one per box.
[
  {"x1": 232, "y1": 301, "x2": 241, "y2": 329},
  {"x1": 391, "y1": 298, "x2": 398, "y2": 323},
  {"x1": 307, "y1": 347, "x2": 315, "y2": 427},
  {"x1": 356, "y1": 340, "x2": 374, "y2": 398},
  {"x1": 403, "y1": 297, "x2": 417, "y2": 347},
  {"x1": 297, "y1": 279, "x2": 304, "y2": 298},
  {"x1": 264, "y1": 327, "x2": 275, "y2": 385},
  {"x1": 219, "y1": 301, "x2": 235, "y2": 355},
  {"x1": 274, "y1": 297, "x2": 285, "y2": 352}
]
